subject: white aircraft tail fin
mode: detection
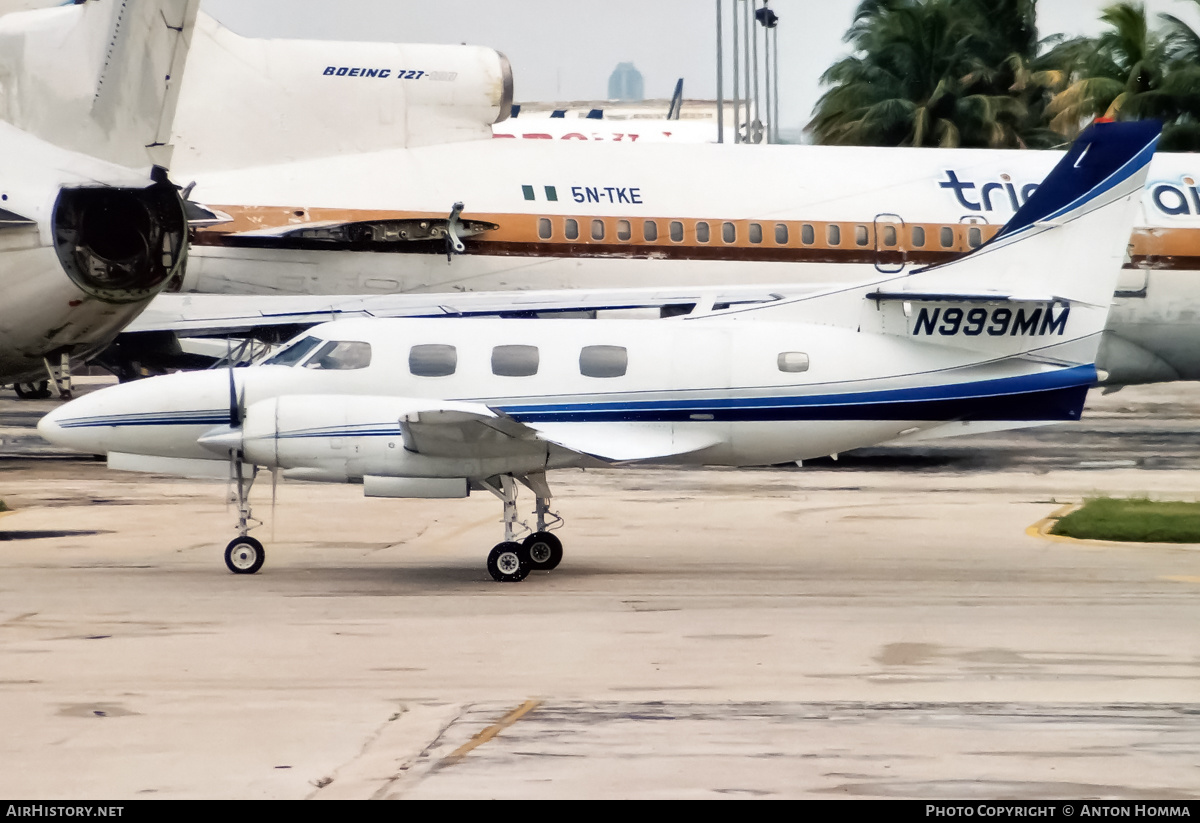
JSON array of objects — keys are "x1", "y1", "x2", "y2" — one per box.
[
  {"x1": 746, "y1": 120, "x2": 1160, "y2": 371},
  {"x1": 0, "y1": 0, "x2": 200, "y2": 170}
]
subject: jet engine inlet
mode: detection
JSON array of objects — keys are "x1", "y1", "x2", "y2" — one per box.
[{"x1": 52, "y1": 181, "x2": 187, "y2": 304}]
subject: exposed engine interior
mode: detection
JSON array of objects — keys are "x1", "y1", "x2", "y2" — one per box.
[{"x1": 52, "y1": 180, "x2": 187, "y2": 304}]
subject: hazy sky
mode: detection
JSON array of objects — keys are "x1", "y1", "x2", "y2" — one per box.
[{"x1": 203, "y1": 0, "x2": 1200, "y2": 135}]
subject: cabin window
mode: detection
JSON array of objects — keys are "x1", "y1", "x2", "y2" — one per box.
[
  {"x1": 591, "y1": 219, "x2": 605, "y2": 241},
  {"x1": 643, "y1": 220, "x2": 658, "y2": 241},
  {"x1": 537, "y1": 218, "x2": 552, "y2": 240},
  {"x1": 882, "y1": 225, "x2": 897, "y2": 246},
  {"x1": 827, "y1": 224, "x2": 841, "y2": 245},
  {"x1": 775, "y1": 223, "x2": 788, "y2": 244},
  {"x1": 304, "y1": 340, "x2": 372, "y2": 370},
  {"x1": 492, "y1": 344, "x2": 539, "y2": 377},
  {"x1": 968, "y1": 227, "x2": 982, "y2": 247},
  {"x1": 801, "y1": 224, "x2": 815, "y2": 245},
  {"x1": 911, "y1": 226, "x2": 926, "y2": 247},
  {"x1": 564, "y1": 218, "x2": 579, "y2": 241},
  {"x1": 264, "y1": 336, "x2": 322, "y2": 367},
  {"x1": 409, "y1": 344, "x2": 457, "y2": 377},
  {"x1": 855, "y1": 225, "x2": 869, "y2": 246},
  {"x1": 696, "y1": 221, "x2": 710, "y2": 243},
  {"x1": 580, "y1": 345, "x2": 628, "y2": 378},
  {"x1": 617, "y1": 219, "x2": 632, "y2": 241},
  {"x1": 749, "y1": 223, "x2": 763, "y2": 244},
  {"x1": 940, "y1": 226, "x2": 954, "y2": 248},
  {"x1": 670, "y1": 221, "x2": 684, "y2": 242},
  {"x1": 722, "y1": 222, "x2": 736, "y2": 243},
  {"x1": 777, "y1": 352, "x2": 810, "y2": 373}
]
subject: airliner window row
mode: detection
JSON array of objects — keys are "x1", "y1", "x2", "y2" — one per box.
[
  {"x1": 535, "y1": 216, "x2": 992, "y2": 250},
  {"x1": 405, "y1": 344, "x2": 812, "y2": 378}
]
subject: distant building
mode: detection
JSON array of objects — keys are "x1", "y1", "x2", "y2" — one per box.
[{"x1": 607, "y1": 62, "x2": 644, "y2": 102}]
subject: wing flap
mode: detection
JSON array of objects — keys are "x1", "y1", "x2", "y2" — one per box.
[{"x1": 529, "y1": 422, "x2": 722, "y2": 462}]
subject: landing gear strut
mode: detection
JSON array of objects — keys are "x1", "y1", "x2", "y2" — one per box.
[
  {"x1": 44, "y1": 353, "x2": 72, "y2": 400},
  {"x1": 480, "y1": 473, "x2": 564, "y2": 582}
]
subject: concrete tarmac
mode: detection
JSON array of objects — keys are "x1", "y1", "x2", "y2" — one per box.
[{"x1": 1, "y1": 380, "x2": 1200, "y2": 799}]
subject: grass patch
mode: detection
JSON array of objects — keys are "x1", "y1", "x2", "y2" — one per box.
[
  {"x1": 1052, "y1": 497, "x2": 1200, "y2": 543},
  {"x1": 0, "y1": 500, "x2": 7, "y2": 512}
]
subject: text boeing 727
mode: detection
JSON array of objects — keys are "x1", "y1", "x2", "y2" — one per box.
[{"x1": 39, "y1": 121, "x2": 1158, "y2": 581}]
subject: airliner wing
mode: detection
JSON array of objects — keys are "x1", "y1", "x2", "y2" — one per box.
[{"x1": 125, "y1": 285, "x2": 812, "y2": 337}]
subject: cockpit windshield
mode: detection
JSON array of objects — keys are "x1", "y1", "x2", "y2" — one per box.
[
  {"x1": 303, "y1": 340, "x2": 372, "y2": 370},
  {"x1": 262, "y1": 336, "x2": 322, "y2": 366}
]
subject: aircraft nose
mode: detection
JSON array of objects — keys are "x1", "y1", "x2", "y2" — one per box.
[{"x1": 37, "y1": 396, "x2": 101, "y2": 453}]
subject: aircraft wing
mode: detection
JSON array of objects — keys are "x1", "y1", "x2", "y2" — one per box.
[
  {"x1": 125, "y1": 285, "x2": 821, "y2": 337},
  {"x1": 401, "y1": 404, "x2": 722, "y2": 463}
]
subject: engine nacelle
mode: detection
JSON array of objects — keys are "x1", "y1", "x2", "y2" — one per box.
[
  {"x1": 238, "y1": 395, "x2": 549, "y2": 483},
  {"x1": 52, "y1": 179, "x2": 188, "y2": 304},
  {"x1": 171, "y1": 14, "x2": 514, "y2": 172}
]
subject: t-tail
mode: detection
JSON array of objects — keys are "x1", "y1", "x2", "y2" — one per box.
[
  {"x1": 0, "y1": 0, "x2": 201, "y2": 171},
  {"x1": 748, "y1": 120, "x2": 1160, "y2": 383}
]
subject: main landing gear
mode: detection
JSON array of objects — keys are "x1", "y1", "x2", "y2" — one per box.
[{"x1": 480, "y1": 474, "x2": 564, "y2": 582}]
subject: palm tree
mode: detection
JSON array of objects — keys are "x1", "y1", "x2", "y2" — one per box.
[
  {"x1": 1045, "y1": 1, "x2": 1200, "y2": 149},
  {"x1": 808, "y1": 0, "x2": 1067, "y2": 148}
]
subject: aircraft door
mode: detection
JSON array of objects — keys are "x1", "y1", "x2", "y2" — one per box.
[{"x1": 873, "y1": 213, "x2": 906, "y2": 274}]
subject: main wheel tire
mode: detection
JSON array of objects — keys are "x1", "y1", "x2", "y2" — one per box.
[
  {"x1": 523, "y1": 531, "x2": 563, "y2": 571},
  {"x1": 225, "y1": 536, "x2": 265, "y2": 574},
  {"x1": 487, "y1": 541, "x2": 530, "y2": 582},
  {"x1": 14, "y1": 381, "x2": 50, "y2": 400}
]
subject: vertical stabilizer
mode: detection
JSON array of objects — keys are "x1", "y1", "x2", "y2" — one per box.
[{"x1": 0, "y1": 0, "x2": 200, "y2": 170}]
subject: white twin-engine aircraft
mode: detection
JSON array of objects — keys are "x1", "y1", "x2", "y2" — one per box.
[
  {"x1": 39, "y1": 121, "x2": 1159, "y2": 581},
  {"x1": 0, "y1": 0, "x2": 196, "y2": 393}
]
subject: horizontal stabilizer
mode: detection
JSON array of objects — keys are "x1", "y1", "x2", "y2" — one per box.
[{"x1": 865, "y1": 290, "x2": 1060, "y2": 304}]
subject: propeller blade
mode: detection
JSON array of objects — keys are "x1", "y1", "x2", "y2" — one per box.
[{"x1": 226, "y1": 339, "x2": 241, "y2": 429}]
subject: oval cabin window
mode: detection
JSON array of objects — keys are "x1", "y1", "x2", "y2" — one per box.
[
  {"x1": 491, "y1": 345, "x2": 540, "y2": 377},
  {"x1": 777, "y1": 352, "x2": 810, "y2": 373},
  {"x1": 409, "y1": 344, "x2": 457, "y2": 377},
  {"x1": 579, "y1": 345, "x2": 628, "y2": 378}
]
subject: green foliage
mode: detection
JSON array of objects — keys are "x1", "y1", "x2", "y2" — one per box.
[
  {"x1": 808, "y1": 0, "x2": 1064, "y2": 148},
  {"x1": 1052, "y1": 497, "x2": 1200, "y2": 543},
  {"x1": 809, "y1": 0, "x2": 1200, "y2": 150}
]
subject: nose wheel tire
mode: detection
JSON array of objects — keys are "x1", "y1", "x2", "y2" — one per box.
[
  {"x1": 225, "y1": 536, "x2": 265, "y2": 574},
  {"x1": 523, "y1": 531, "x2": 563, "y2": 571},
  {"x1": 487, "y1": 541, "x2": 530, "y2": 582}
]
